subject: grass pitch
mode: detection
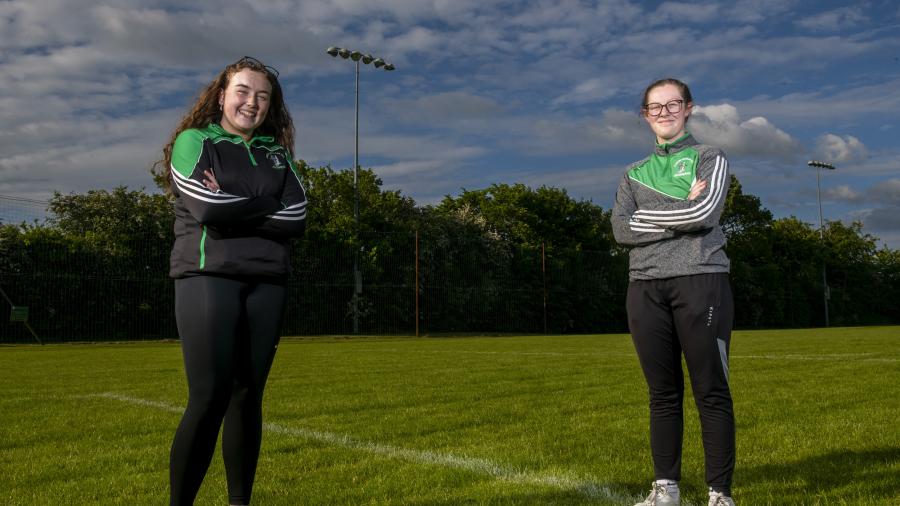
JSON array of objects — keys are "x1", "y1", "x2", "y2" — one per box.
[{"x1": 1, "y1": 327, "x2": 898, "y2": 505}]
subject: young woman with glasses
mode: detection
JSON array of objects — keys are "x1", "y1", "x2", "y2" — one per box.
[
  {"x1": 154, "y1": 56, "x2": 307, "y2": 506},
  {"x1": 611, "y1": 78, "x2": 737, "y2": 506}
]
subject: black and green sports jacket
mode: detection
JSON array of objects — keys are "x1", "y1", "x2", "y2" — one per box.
[
  {"x1": 169, "y1": 123, "x2": 307, "y2": 279},
  {"x1": 611, "y1": 133, "x2": 730, "y2": 281}
]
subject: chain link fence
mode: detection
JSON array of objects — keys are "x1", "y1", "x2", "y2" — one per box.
[
  {"x1": 4, "y1": 194, "x2": 896, "y2": 343},
  {"x1": 0, "y1": 195, "x2": 628, "y2": 342}
]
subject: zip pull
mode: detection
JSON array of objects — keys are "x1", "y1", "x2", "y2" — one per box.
[{"x1": 244, "y1": 142, "x2": 258, "y2": 166}]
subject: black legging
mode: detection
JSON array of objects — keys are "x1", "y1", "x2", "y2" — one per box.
[{"x1": 170, "y1": 275, "x2": 286, "y2": 506}]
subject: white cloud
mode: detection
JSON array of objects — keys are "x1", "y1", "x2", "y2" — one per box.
[
  {"x1": 295, "y1": 0, "x2": 486, "y2": 25},
  {"x1": 517, "y1": 26, "x2": 587, "y2": 53},
  {"x1": 0, "y1": 0, "x2": 94, "y2": 48},
  {"x1": 374, "y1": 159, "x2": 450, "y2": 179},
  {"x1": 0, "y1": 109, "x2": 178, "y2": 199},
  {"x1": 396, "y1": 92, "x2": 505, "y2": 121},
  {"x1": 855, "y1": 206, "x2": 900, "y2": 236},
  {"x1": 0, "y1": 0, "x2": 898, "y2": 253},
  {"x1": 824, "y1": 184, "x2": 863, "y2": 203},
  {"x1": 552, "y1": 77, "x2": 623, "y2": 106},
  {"x1": 383, "y1": 26, "x2": 444, "y2": 56},
  {"x1": 723, "y1": 0, "x2": 800, "y2": 23},
  {"x1": 814, "y1": 134, "x2": 868, "y2": 163},
  {"x1": 519, "y1": 109, "x2": 649, "y2": 155},
  {"x1": 796, "y1": 6, "x2": 868, "y2": 31},
  {"x1": 518, "y1": 163, "x2": 626, "y2": 206},
  {"x1": 690, "y1": 104, "x2": 802, "y2": 160},
  {"x1": 650, "y1": 2, "x2": 720, "y2": 25},
  {"x1": 820, "y1": 179, "x2": 900, "y2": 247},
  {"x1": 370, "y1": 91, "x2": 647, "y2": 157},
  {"x1": 292, "y1": 101, "x2": 490, "y2": 179},
  {"x1": 509, "y1": 0, "x2": 642, "y2": 31},
  {"x1": 870, "y1": 178, "x2": 900, "y2": 205},
  {"x1": 732, "y1": 78, "x2": 900, "y2": 126}
]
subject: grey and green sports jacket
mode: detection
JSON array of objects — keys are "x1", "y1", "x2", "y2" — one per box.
[
  {"x1": 611, "y1": 133, "x2": 730, "y2": 281},
  {"x1": 169, "y1": 123, "x2": 308, "y2": 279}
]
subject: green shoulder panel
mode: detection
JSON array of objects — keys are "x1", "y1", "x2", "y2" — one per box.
[
  {"x1": 286, "y1": 152, "x2": 300, "y2": 175},
  {"x1": 171, "y1": 129, "x2": 209, "y2": 178},
  {"x1": 627, "y1": 146, "x2": 699, "y2": 200}
]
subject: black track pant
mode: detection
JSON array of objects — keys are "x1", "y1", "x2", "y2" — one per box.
[
  {"x1": 626, "y1": 273, "x2": 735, "y2": 496},
  {"x1": 170, "y1": 275, "x2": 286, "y2": 506}
]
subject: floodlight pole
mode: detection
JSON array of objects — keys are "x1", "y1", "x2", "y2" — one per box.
[
  {"x1": 326, "y1": 46, "x2": 395, "y2": 334},
  {"x1": 808, "y1": 160, "x2": 836, "y2": 327},
  {"x1": 354, "y1": 59, "x2": 360, "y2": 335}
]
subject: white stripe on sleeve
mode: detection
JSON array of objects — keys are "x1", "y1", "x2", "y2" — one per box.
[{"x1": 633, "y1": 157, "x2": 727, "y2": 225}]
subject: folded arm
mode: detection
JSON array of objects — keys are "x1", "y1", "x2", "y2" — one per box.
[
  {"x1": 252, "y1": 160, "x2": 308, "y2": 238},
  {"x1": 632, "y1": 152, "x2": 729, "y2": 232},
  {"x1": 611, "y1": 174, "x2": 676, "y2": 246}
]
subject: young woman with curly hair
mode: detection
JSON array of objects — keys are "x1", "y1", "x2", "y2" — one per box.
[{"x1": 154, "y1": 56, "x2": 307, "y2": 506}]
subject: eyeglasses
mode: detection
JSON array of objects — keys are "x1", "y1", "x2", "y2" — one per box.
[
  {"x1": 643, "y1": 99, "x2": 684, "y2": 117},
  {"x1": 236, "y1": 56, "x2": 279, "y2": 79}
]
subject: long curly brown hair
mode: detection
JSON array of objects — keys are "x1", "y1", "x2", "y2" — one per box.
[{"x1": 152, "y1": 57, "x2": 295, "y2": 193}]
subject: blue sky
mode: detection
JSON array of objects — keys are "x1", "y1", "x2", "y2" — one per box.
[{"x1": 2, "y1": 0, "x2": 900, "y2": 248}]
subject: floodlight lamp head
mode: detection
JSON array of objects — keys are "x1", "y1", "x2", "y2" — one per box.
[
  {"x1": 326, "y1": 46, "x2": 340, "y2": 57},
  {"x1": 350, "y1": 50, "x2": 362, "y2": 61},
  {"x1": 808, "y1": 160, "x2": 836, "y2": 170},
  {"x1": 383, "y1": 63, "x2": 395, "y2": 71},
  {"x1": 372, "y1": 58, "x2": 385, "y2": 68},
  {"x1": 338, "y1": 48, "x2": 351, "y2": 59},
  {"x1": 362, "y1": 54, "x2": 374, "y2": 64}
]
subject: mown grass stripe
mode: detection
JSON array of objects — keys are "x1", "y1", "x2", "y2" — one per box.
[
  {"x1": 348, "y1": 348, "x2": 900, "y2": 362},
  {"x1": 88, "y1": 392, "x2": 640, "y2": 504}
]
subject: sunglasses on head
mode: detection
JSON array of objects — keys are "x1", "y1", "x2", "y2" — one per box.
[{"x1": 235, "y1": 56, "x2": 279, "y2": 79}]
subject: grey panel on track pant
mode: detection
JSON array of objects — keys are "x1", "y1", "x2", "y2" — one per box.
[{"x1": 626, "y1": 272, "x2": 735, "y2": 496}]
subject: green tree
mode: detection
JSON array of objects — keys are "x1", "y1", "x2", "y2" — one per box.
[
  {"x1": 432, "y1": 183, "x2": 625, "y2": 333},
  {"x1": 721, "y1": 175, "x2": 773, "y2": 240},
  {"x1": 299, "y1": 162, "x2": 419, "y2": 238},
  {"x1": 721, "y1": 176, "x2": 779, "y2": 327},
  {"x1": 822, "y1": 220, "x2": 879, "y2": 325},
  {"x1": 769, "y1": 217, "x2": 825, "y2": 327},
  {"x1": 47, "y1": 186, "x2": 174, "y2": 258},
  {"x1": 4, "y1": 187, "x2": 179, "y2": 340},
  {"x1": 873, "y1": 248, "x2": 900, "y2": 322},
  {"x1": 291, "y1": 162, "x2": 420, "y2": 334},
  {"x1": 434, "y1": 183, "x2": 614, "y2": 251}
]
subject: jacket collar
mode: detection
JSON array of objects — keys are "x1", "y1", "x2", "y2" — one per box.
[
  {"x1": 654, "y1": 132, "x2": 697, "y2": 156},
  {"x1": 208, "y1": 122, "x2": 275, "y2": 145}
]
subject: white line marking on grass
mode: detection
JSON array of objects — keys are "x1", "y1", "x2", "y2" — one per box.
[
  {"x1": 734, "y1": 353, "x2": 900, "y2": 362},
  {"x1": 88, "y1": 392, "x2": 642, "y2": 504},
  {"x1": 351, "y1": 348, "x2": 635, "y2": 358},
  {"x1": 90, "y1": 392, "x2": 183, "y2": 413},
  {"x1": 350, "y1": 347, "x2": 900, "y2": 362}
]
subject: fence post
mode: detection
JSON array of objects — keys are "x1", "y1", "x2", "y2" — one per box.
[
  {"x1": 415, "y1": 230, "x2": 420, "y2": 337},
  {"x1": 542, "y1": 242, "x2": 547, "y2": 335}
]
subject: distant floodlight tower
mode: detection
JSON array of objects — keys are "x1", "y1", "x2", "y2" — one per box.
[
  {"x1": 325, "y1": 46, "x2": 395, "y2": 334},
  {"x1": 808, "y1": 160, "x2": 836, "y2": 327}
]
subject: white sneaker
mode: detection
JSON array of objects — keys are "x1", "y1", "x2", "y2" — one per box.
[
  {"x1": 708, "y1": 490, "x2": 735, "y2": 506},
  {"x1": 634, "y1": 482, "x2": 680, "y2": 506}
]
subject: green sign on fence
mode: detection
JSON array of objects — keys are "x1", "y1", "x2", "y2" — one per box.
[{"x1": 10, "y1": 306, "x2": 28, "y2": 322}]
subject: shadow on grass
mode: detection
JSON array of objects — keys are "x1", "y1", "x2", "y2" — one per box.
[
  {"x1": 740, "y1": 446, "x2": 900, "y2": 500},
  {"x1": 402, "y1": 488, "x2": 622, "y2": 506}
]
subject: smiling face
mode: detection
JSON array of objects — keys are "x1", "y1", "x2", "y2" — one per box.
[
  {"x1": 218, "y1": 68, "x2": 272, "y2": 140},
  {"x1": 643, "y1": 83, "x2": 692, "y2": 144}
]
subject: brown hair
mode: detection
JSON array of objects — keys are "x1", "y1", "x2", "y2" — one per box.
[
  {"x1": 640, "y1": 78, "x2": 693, "y2": 116},
  {"x1": 152, "y1": 57, "x2": 294, "y2": 193}
]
